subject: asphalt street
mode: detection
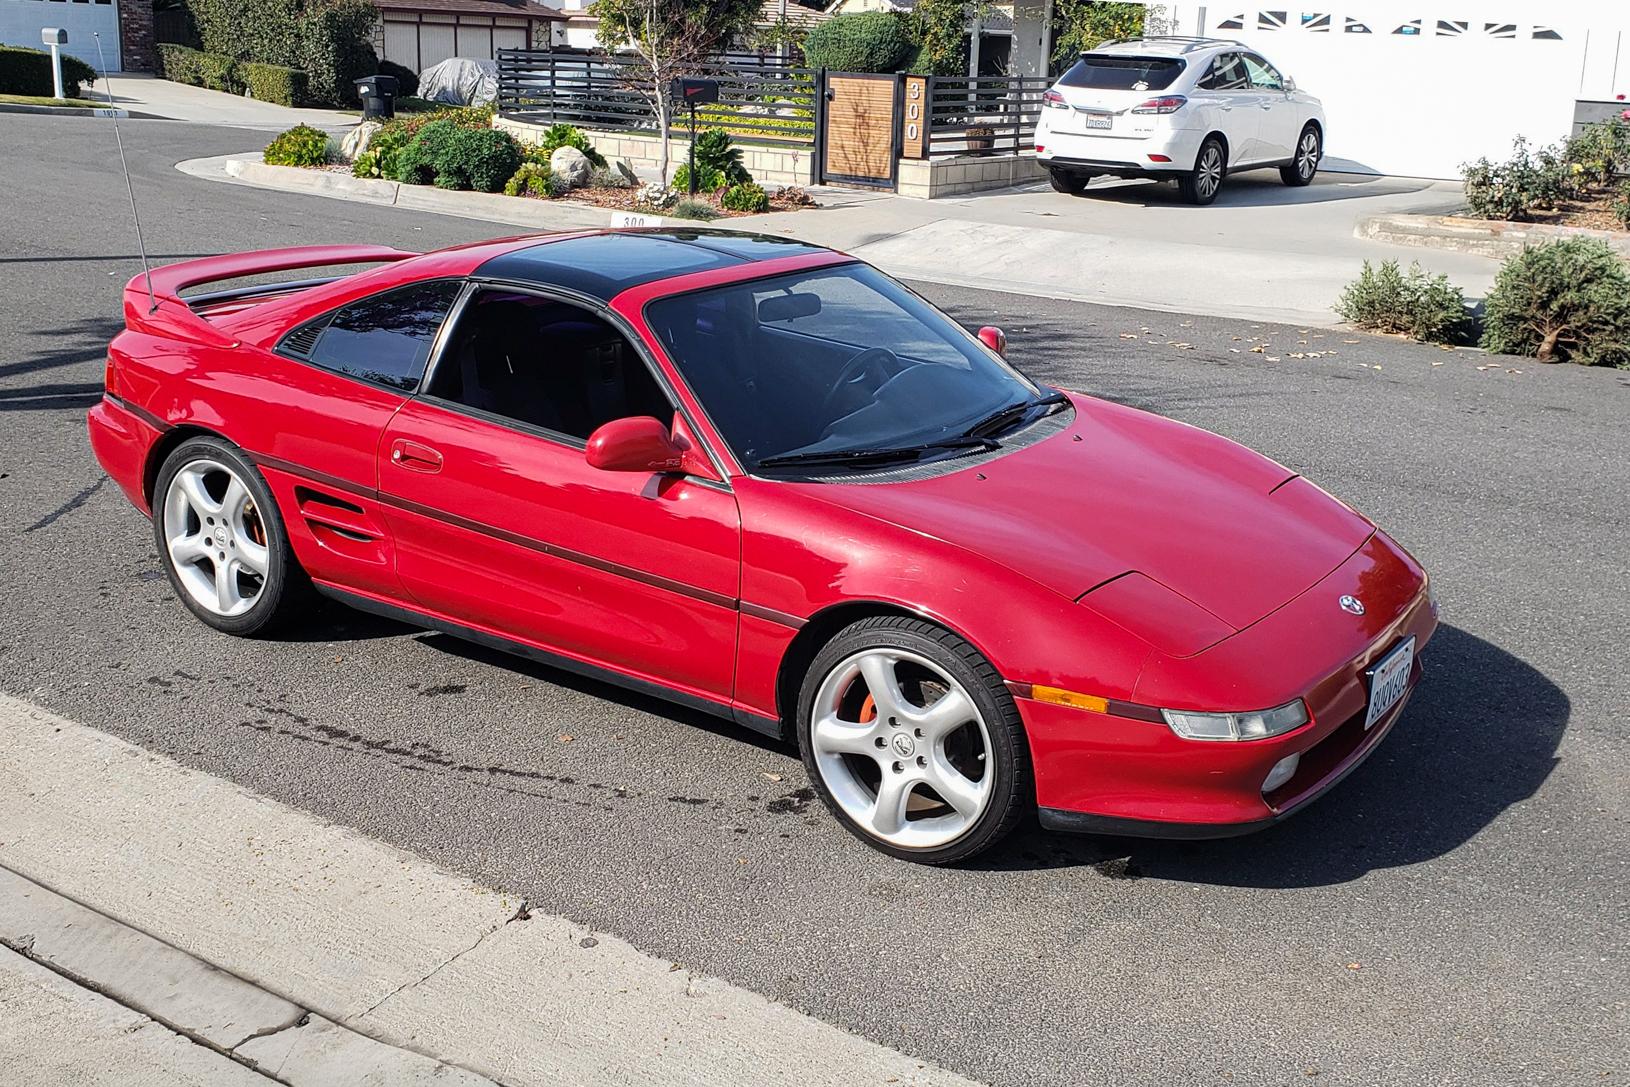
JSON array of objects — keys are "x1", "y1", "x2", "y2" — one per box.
[{"x1": 2, "y1": 113, "x2": 1626, "y2": 1086}]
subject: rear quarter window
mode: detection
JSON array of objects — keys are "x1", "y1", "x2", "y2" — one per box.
[
  {"x1": 1058, "y1": 55, "x2": 1186, "y2": 91},
  {"x1": 283, "y1": 280, "x2": 462, "y2": 391}
]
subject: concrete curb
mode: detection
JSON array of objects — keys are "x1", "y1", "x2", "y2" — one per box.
[
  {"x1": 0, "y1": 866, "x2": 496, "y2": 1085},
  {"x1": 1358, "y1": 213, "x2": 1630, "y2": 261},
  {"x1": 0, "y1": 103, "x2": 131, "y2": 118}
]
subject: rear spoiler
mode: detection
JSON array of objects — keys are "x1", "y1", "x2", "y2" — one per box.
[{"x1": 123, "y1": 245, "x2": 419, "y2": 347}]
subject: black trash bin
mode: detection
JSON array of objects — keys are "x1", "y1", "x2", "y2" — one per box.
[{"x1": 355, "y1": 74, "x2": 399, "y2": 120}]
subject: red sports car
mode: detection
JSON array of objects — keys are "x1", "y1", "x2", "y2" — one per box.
[{"x1": 88, "y1": 229, "x2": 1436, "y2": 864}]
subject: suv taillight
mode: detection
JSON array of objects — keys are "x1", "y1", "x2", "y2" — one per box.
[
  {"x1": 1131, "y1": 95, "x2": 1187, "y2": 114},
  {"x1": 1042, "y1": 89, "x2": 1069, "y2": 109}
]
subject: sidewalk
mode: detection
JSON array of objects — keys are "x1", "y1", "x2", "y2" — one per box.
[
  {"x1": 91, "y1": 72, "x2": 354, "y2": 130},
  {"x1": 0, "y1": 692, "x2": 977, "y2": 1087}
]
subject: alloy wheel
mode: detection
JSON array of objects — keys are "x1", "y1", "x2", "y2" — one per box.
[
  {"x1": 1197, "y1": 146, "x2": 1223, "y2": 200},
  {"x1": 161, "y1": 458, "x2": 270, "y2": 617},
  {"x1": 808, "y1": 648, "x2": 993, "y2": 849},
  {"x1": 1297, "y1": 131, "x2": 1319, "y2": 179}
]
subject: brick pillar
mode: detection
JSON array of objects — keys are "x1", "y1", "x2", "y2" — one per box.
[{"x1": 119, "y1": 0, "x2": 156, "y2": 72}]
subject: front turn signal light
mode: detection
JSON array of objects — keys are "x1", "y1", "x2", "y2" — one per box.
[{"x1": 1161, "y1": 699, "x2": 1309, "y2": 741}]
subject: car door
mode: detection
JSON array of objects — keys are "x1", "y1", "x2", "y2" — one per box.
[
  {"x1": 257, "y1": 278, "x2": 463, "y2": 601},
  {"x1": 1241, "y1": 52, "x2": 1297, "y2": 162},
  {"x1": 377, "y1": 285, "x2": 742, "y2": 704},
  {"x1": 1194, "y1": 52, "x2": 1263, "y2": 164}
]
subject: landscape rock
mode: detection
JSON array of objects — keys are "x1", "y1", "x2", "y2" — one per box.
[
  {"x1": 550, "y1": 146, "x2": 592, "y2": 189},
  {"x1": 614, "y1": 158, "x2": 639, "y2": 185},
  {"x1": 338, "y1": 120, "x2": 382, "y2": 163}
]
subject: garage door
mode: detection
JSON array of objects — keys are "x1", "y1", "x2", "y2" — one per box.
[
  {"x1": 1174, "y1": 5, "x2": 1620, "y2": 179},
  {"x1": 0, "y1": 0, "x2": 120, "y2": 72}
]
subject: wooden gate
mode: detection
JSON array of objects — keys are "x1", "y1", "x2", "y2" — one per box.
[{"x1": 820, "y1": 73, "x2": 899, "y2": 188}]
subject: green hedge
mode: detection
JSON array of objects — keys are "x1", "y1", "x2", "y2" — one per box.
[
  {"x1": 0, "y1": 44, "x2": 98, "y2": 98},
  {"x1": 183, "y1": 0, "x2": 376, "y2": 106},
  {"x1": 802, "y1": 12, "x2": 911, "y2": 73},
  {"x1": 157, "y1": 43, "x2": 243, "y2": 93},
  {"x1": 240, "y1": 61, "x2": 308, "y2": 106}
]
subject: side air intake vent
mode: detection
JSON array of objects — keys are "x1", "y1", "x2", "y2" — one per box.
[{"x1": 279, "y1": 321, "x2": 325, "y2": 359}]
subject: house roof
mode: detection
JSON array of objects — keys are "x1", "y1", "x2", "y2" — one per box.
[
  {"x1": 372, "y1": 0, "x2": 567, "y2": 20},
  {"x1": 757, "y1": 0, "x2": 835, "y2": 28}
]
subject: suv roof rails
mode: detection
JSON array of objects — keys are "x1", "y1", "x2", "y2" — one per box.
[{"x1": 1090, "y1": 35, "x2": 1245, "y2": 54}]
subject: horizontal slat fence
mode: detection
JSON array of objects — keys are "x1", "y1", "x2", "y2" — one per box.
[
  {"x1": 496, "y1": 50, "x2": 818, "y2": 147},
  {"x1": 923, "y1": 75, "x2": 1049, "y2": 158}
]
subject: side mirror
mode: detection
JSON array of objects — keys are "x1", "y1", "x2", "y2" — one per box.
[
  {"x1": 1283, "y1": 76, "x2": 1297, "y2": 93},
  {"x1": 586, "y1": 416, "x2": 683, "y2": 474},
  {"x1": 978, "y1": 325, "x2": 1007, "y2": 358},
  {"x1": 585, "y1": 414, "x2": 723, "y2": 482}
]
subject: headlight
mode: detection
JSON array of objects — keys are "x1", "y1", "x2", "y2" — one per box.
[{"x1": 1161, "y1": 699, "x2": 1309, "y2": 741}]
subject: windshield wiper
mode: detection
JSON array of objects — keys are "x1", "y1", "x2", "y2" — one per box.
[
  {"x1": 961, "y1": 389, "x2": 1070, "y2": 440},
  {"x1": 757, "y1": 437, "x2": 997, "y2": 470}
]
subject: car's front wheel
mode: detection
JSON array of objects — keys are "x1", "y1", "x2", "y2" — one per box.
[
  {"x1": 796, "y1": 616, "x2": 1031, "y2": 864},
  {"x1": 1179, "y1": 136, "x2": 1227, "y2": 205},
  {"x1": 1281, "y1": 125, "x2": 1321, "y2": 186},
  {"x1": 1048, "y1": 167, "x2": 1092, "y2": 195},
  {"x1": 152, "y1": 436, "x2": 307, "y2": 636}
]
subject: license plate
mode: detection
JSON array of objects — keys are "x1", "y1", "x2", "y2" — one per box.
[
  {"x1": 1080, "y1": 112, "x2": 1113, "y2": 130},
  {"x1": 1363, "y1": 637, "x2": 1415, "y2": 730}
]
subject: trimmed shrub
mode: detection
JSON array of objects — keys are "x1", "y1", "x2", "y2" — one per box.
[
  {"x1": 1335, "y1": 260, "x2": 1472, "y2": 345},
  {"x1": 263, "y1": 123, "x2": 331, "y2": 166},
  {"x1": 504, "y1": 162, "x2": 561, "y2": 198},
  {"x1": 376, "y1": 59, "x2": 418, "y2": 98},
  {"x1": 721, "y1": 181, "x2": 770, "y2": 213},
  {"x1": 395, "y1": 120, "x2": 521, "y2": 191},
  {"x1": 692, "y1": 127, "x2": 749, "y2": 185},
  {"x1": 1461, "y1": 137, "x2": 1571, "y2": 221},
  {"x1": 157, "y1": 43, "x2": 205, "y2": 85},
  {"x1": 197, "y1": 51, "x2": 239, "y2": 92},
  {"x1": 1481, "y1": 239, "x2": 1630, "y2": 367},
  {"x1": 672, "y1": 198, "x2": 722, "y2": 222},
  {"x1": 0, "y1": 44, "x2": 98, "y2": 97},
  {"x1": 803, "y1": 12, "x2": 911, "y2": 73},
  {"x1": 672, "y1": 163, "x2": 725, "y2": 194},
  {"x1": 297, "y1": 0, "x2": 378, "y2": 106},
  {"x1": 240, "y1": 61, "x2": 308, "y2": 106},
  {"x1": 524, "y1": 123, "x2": 605, "y2": 168}
]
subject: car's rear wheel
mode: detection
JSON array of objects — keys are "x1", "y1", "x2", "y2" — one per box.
[
  {"x1": 1048, "y1": 167, "x2": 1092, "y2": 195},
  {"x1": 796, "y1": 616, "x2": 1031, "y2": 865},
  {"x1": 1180, "y1": 137, "x2": 1227, "y2": 205},
  {"x1": 1281, "y1": 125, "x2": 1321, "y2": 186},
  {"x1": 152, "y1": 437, "x2": 306, "y2": 636}
]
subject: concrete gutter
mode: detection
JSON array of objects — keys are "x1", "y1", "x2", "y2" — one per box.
[
  {"x1": 0, "y1": 103, "x2": 131, "y2": 118},
  {"x1": 1358, "y1": 213, "x2": 1630, "y2": 261}
]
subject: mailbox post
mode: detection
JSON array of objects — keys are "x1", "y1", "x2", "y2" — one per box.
[{"x1": 41, "y1": 28, "x2": 68, "y2": 100}]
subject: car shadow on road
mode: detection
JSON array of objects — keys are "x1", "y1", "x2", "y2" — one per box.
[
  {"x1": 1055, "y1": 171, "x2": 1431, "y2": 209},
  {"x1": 973, "y1": 624, "x2": 1567, "y2": 885}
]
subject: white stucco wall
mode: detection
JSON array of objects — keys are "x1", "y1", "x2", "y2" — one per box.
[
  {"x1": 1163, "y1": 2, "x2": 1630, "y2": 179},
  {"x1": 1, "y1": 0, "x2": 120, "y2": 74}
]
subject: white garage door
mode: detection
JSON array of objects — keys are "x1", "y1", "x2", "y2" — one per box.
[
  {"x1": 1167, "y1": 4, "x2": 1627, "y2": 179},
  {"x1": 0, "y1": 0, "x2": 120, "y2": 73}
]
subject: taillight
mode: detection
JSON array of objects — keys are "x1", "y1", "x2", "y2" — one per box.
[
  {"x1": 1042, "y1": 89, "x2": 1068, "y2": 109},
  {"x1": 1131, "y1": 95, "x2": 1187, "y2": 114}
]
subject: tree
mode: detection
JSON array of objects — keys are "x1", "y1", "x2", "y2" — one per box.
[
  {"x1": 1050, "y1": 1, "x2": 1145, "y2": 69},
  {"x1": 909, "y1": 0, "x2": 971, "y2": 76},
  {"x1": 592, "y1": 0, "x2": 760, "y2": 183}
]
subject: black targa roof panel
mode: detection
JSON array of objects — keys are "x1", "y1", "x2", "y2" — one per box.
[{"x1": 474, "y1": 230, "x2": 835, "y2": 301}]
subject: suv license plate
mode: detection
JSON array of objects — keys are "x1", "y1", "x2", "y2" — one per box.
[
  {"x1": 1082, "y1": 113, "x2": 1112, "y2": 130},
  {"x1": 1363, "y1": 637, "x2": 1415, "y2": 730}
]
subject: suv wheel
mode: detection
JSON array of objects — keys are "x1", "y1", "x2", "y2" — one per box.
[
  {"x1": 1281, "y1": 125, "x2": 1321, "y2": 186},
  {"x1": 1048, "y1": 167, "x2": 1091, "y2": 195},
  {"x1": 1180, "y1": 137, "x2": 1227, "y2": 205}
]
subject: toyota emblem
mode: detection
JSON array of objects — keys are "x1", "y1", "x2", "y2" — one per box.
[{"x1": 1339, "y1": 594, "x2": 1365, "y2": 616}]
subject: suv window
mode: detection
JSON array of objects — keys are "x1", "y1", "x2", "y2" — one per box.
[
  {"x1": 1198, "y1": 53, "x2": 1249, "y2": 91},
  {"x1": 1241, "y1": 53, "x2": 1284, "y2": 90},
  {"x1": 427, "y1": 289, "x2": 671, "y2": 443},
  {"x1": 293, "y1": 280, "x2": 461, "y2": 391},
  {"x1": 1058, "y1": 55, "x2": 1185, "y2": 91}
]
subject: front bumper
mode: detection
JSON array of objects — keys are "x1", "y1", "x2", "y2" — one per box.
[{"x1": 1021, "y1": 532, "x2": 1438, "y2": 836}]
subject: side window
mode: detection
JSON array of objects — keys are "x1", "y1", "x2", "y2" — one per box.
[
  {"x1": 427, "y1": 290, "x2": 672, "y2": 443},
  {"x1": 1199, "y1": 53, "x2": 1249, "y2": 91},
  {"x1": 1241, "y1": 53, "x2": 1284, "y2": 90},
  {"x1": 285, "y1": 280, "x2": 462, "y2": 391}
]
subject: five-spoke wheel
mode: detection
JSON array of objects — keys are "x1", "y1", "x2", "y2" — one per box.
[
  {"x1": 798, "y1": 616, "x2": 1030, "y2": 863},
  {"x1": 1281, "y1": 125, "x2": 1321, "y2": 187}
]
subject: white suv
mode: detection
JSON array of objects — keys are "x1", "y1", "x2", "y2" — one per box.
[{"x1": 1033, "y1": 36, "x2": 1325, "y2": 205}]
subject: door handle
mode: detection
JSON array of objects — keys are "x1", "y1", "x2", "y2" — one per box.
[
  {"x1": 390, "y1": 439, "x2": 443, "y2": 473},
  {"x1": 1259, "y1": 102, "x2": 1274, "y2": 110}
]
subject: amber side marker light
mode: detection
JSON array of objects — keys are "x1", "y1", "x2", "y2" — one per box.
[{"x1": 1029, "y1": 686, "x2": 1109, "y2": 713}]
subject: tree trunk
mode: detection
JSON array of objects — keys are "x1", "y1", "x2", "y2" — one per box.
[
  {"x1": 1537, "y1": 326, "x2": 1561, "y2": 362},
  {"x1": 656, "y1": 100, "x2": 670, "y2": 184}
]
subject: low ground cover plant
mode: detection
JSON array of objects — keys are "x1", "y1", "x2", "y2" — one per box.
[
  {"x1": 721, "y1": 181, "x2": 769, "y2": 213},
  {"x1": 0, "y1": 44, "x2": 97, "y2": 98},
  {"x1": 1335, "y1": 260, "x2": 1472, "y2": 345},
  {"x1": 1480, "y1": 238, "x2": 1630, "y2": 367},
  {"x1": 262, "y1": 123, "x2": 331, "y2": 167},
  {"x1": 503, "y1": 162, "x2": 562, "y2": 198}
]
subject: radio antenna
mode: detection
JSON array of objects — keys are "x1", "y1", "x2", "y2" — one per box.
[{"x1": 91, "y1": 31, "x2": 158, "y2": 314}]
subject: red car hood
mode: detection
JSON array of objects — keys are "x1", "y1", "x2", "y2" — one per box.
[{"x1": 807, "y1": 396, "x2": 1374, "y2": 634}]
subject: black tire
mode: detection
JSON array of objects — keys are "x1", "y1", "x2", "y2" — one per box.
[
  {"x1": 1048, "y1": 167, "x2": 1091, "y2": 195},
  {"x1": 151, "y1": 436, "x2": 309, "y2": 637},
  {"x1": 795, "y1": 615, "x2": 1032, "y2": 865},
  {"x1": 1280, "y1": 124, "x2": 1321, "y2": 186},
  {"x1": 1179, "y1": 136, "x2": 1227, "y2": 205}
]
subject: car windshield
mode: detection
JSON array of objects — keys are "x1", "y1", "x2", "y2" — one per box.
[
  {"x1": 1059, "y1": 55, "x2": 1185, "y2": 91},
  {"x1": 643, "y1": 264, "x2": 1044, "y2": 472}
]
